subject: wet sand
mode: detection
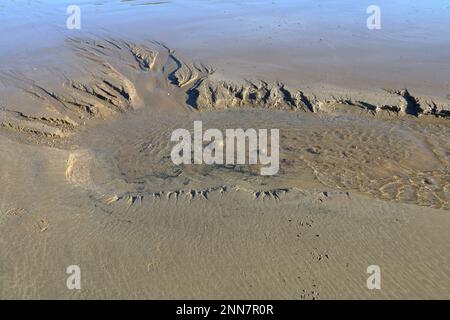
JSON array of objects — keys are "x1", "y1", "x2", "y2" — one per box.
[{"x1": 0, "y1": 1, "x2": 449, "y2": 299}]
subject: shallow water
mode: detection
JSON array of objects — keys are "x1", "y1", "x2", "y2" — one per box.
[
  {"x1": 0, "y1": 5, "x2": 448, "y2": 210},
  {"x1": 1, "y1": 0, "x2": 450, "y2": 96},
  {"x1": 68, "y1": 106, "x2": 449, "y2": 210}
]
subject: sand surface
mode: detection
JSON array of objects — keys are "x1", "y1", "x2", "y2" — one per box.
[{"x1": 0, "y1": 1, "x2": 449, "y2": 299}]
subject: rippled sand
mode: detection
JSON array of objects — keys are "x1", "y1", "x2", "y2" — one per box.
[{"x1": 0, "y1": 36, "x2": 449, "y2": 299}]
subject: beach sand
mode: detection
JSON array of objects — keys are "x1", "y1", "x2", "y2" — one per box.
[{"x1": 0, "y1": 1, "x2": 449, "y2": 299}]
